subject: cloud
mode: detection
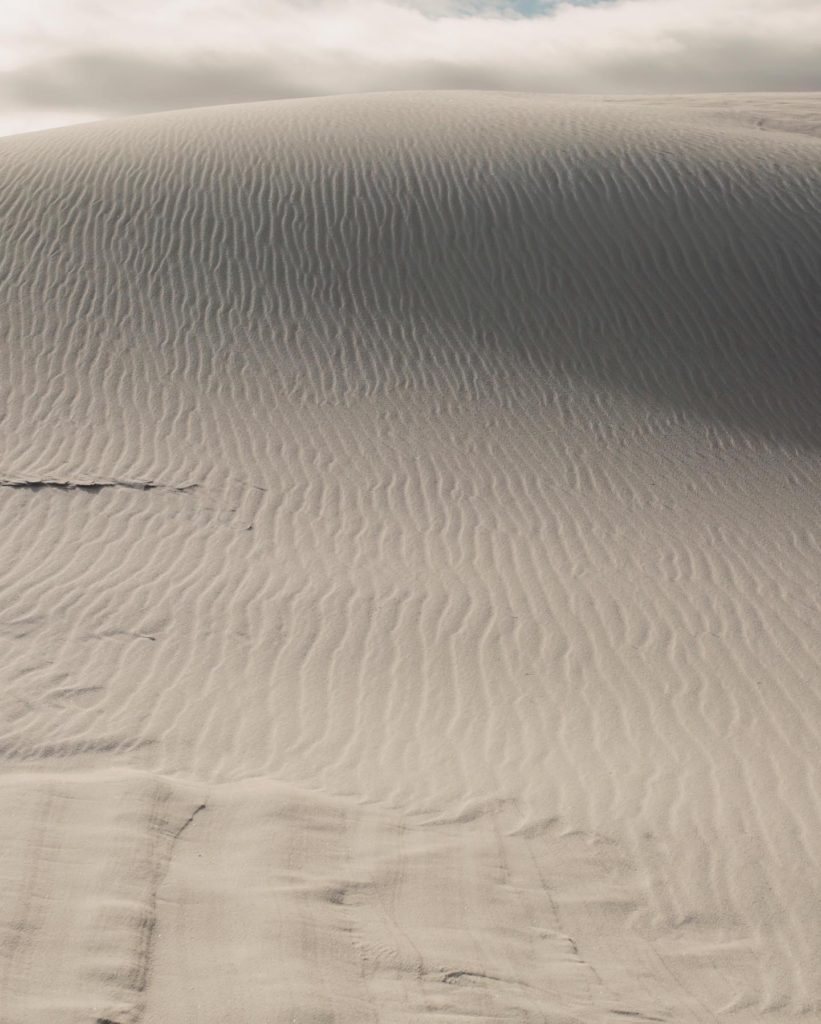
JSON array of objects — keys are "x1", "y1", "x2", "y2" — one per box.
[
  {"x1": 0, "y1": 0, "x2": 819, "y2": 136},
  {"x1": 4, "y1": 52, "x2": 306, "y2": 115}
]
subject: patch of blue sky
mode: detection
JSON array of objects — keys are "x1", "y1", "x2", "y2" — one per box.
[{"x1": 425, "y1": 0, "x2": 606, "y2": 19}]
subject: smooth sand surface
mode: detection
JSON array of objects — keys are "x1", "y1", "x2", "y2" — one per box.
[{"x1": 1, "y1": 92, "x2": 820, "y2": 1023}]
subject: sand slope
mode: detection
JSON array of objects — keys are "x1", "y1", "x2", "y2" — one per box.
[{"x1": 0, "y1": 92, "x2": 820, "y2": 1022}]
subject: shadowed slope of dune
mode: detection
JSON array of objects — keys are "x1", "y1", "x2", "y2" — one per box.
[
  {"x1": 0, "y1": 93, "x2": 819, "y2": 1022},
  {"x1": 2, "y1": 92, "x2": 820, "y2": 447}
]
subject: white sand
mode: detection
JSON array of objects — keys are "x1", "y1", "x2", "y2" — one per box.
[{"x1": 0, "y1": 92, "x2": 820, "y2": 1023}]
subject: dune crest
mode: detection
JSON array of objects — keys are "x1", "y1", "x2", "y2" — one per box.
[{"x1": 1, "y1": 92, "x2": 820, "y2": 1022}]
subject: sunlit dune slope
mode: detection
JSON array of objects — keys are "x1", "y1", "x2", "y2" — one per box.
[{"x1": 0, "y1": 93, "x2": 819, "y2": 1023}]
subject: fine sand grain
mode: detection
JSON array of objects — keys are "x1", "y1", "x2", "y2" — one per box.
[{"x1": 0, "y1": 92, "x2": 820, "y2": 1022}]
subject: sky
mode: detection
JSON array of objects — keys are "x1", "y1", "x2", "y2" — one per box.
[{"x1": 1, "y1": 0, "x2": 820, "y2": 137}]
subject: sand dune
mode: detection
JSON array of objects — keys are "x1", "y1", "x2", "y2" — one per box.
[{"x1": 0, "y1": 92, "x2": 820, "y2": 1022}]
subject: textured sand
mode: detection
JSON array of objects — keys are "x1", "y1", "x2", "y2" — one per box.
[{"x1": 0, "y1": 92, "x2": 820, "y2": 1023}]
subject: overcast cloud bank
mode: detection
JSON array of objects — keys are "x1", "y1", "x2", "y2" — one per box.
[{"x1": 1, "y1": 0, "x2": 820, "y2": 136}]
